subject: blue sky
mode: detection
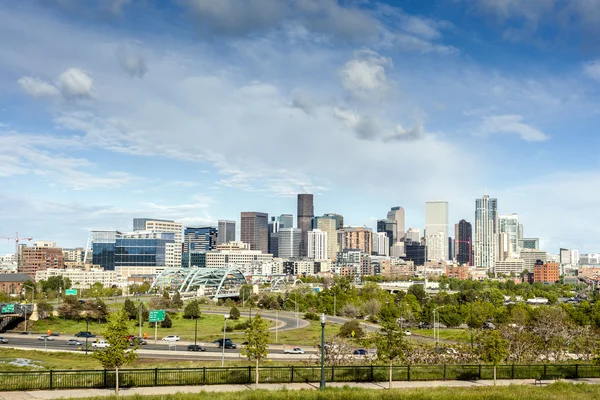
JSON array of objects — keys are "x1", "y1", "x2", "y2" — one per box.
[{"x1": 1, "y1": 0, "x2": 600, "y2": 255}]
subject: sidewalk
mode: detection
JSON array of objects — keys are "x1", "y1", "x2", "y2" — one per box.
[{"x1": 3, "y1": 378, "x2": 600, "y2": 400}]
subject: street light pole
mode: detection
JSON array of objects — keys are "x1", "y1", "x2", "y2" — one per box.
[
  {"x1": 319, "y1": 313, "x2": 326, "y2": 390},
  {"x1": 194, "y1": 316, "x2": 198, "y2": 347},
  {"x1": 221, "y1": 314, "x2": 229, "y2": 367},
  {"x1": 138, "y1": 301, "x2": 142, "y2": 338},
  {"x1": 275, "y1": 309, "x2": 278, "y2": 343},
  {"x1": 85, "y1": 316, "x2": 89, "y2": 355}
]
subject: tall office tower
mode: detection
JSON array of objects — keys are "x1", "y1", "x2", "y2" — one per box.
[
  {"x1": 448, "y1": 237, "x2": 454, "y2": 260},
  {"x1": 217, "y1": 220, "x2": 236, "y2": 244},
  {"x1": 497, "y1": 232, "x2": 511, "y2": 262},
  {"x1": 559, "y1": 248, "x2": 571, "y2": 265},
  {"x1": 308, "y1": 229, "x2": 328, "y2": 260},
  {"x1": 342, "y1": 227, "x2": 372, "y2": 254},
  {"x1": 373, "y1": 232, "x2": 390, "y2": 256},
  {"x1": 475, "y1": 195, "x2": 498, "y2": 271},
  {"x1": 323, "y1": 213, "x2": 344, "y2": 230},
  {"x1": 518, "y1": 238, "x2": 539, "y2": 250},
  {"x1": 404, "y1": 240, "x2": 426, "y2": 266},
  {"x1": 406, "y1": 228, "x2": 420, "y2": 242},
  {"x1": 314, "y1": 216, "x2": 338, "y2": 261},
  {"x1": 240, "y1": 212, "x2": 269, "y2": 253},
  {"x1": 386, "y1": 207, "x2": 406, "y2": 243},
  {"x1": 279, "y1": 214, "x2": 294, "y2": 229},
  {"x1": 268, "y1": 214, "x2": 295, "y2": 256},
  {"x1": 498, "y1": 214, "x2": 519, "y2": 255},
  {"x1": 278, "y1": 228, "x2": 301, "y2": 259},
  {"x1": 297, "y1": 194, "x2": 314, "y2": 257},
  {"x1": 454, "y1": 219, "x2": 473, "y2": 266},
  {"x1": 133, "y1": 218, "x2": 183, "y2": 267},
  {"x1": 571, "y1": 249, "x2": 580, "y2": 265},
  {"x1": 425, "y1": 201, "x2": 449, "y2": 261},
  {"x1": 377, "y1": 219, "x2": 397, "y2": 247},
  {"x1": 183, "y1": 227, "x2": 218, "y2": 252}
]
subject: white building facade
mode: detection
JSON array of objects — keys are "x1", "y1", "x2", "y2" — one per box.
[
  {"x1": 308, "y1": 229, "x2": 328, "y2": 260},
  {"x1": 425, "y1": 201, "x2": 448, "y2": 261},
  {"x1": 475, "y1": 195, "x2": 498, "y2": 271}
]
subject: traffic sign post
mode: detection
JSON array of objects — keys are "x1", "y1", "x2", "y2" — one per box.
[
  {"x1": 65, "y1": 289, "x2": 77, "y2": 296},
  {"x1": 149, "y1": 310, "x2": 165, "y2": 344},
  {"x1": 1, "y1": 304, "x2": 15, "y2": 313}
]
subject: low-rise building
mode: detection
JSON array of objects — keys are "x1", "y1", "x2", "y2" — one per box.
[
  {"x1": 35, "y1": 268, "x2": 126, "y2": 289},
  {"x1": 446, "y1": 264, "x2": 469, "y2": 280},
  {"x1": 533, "y1": 261, "x2": 560, "y2": 284},
  {"x1": 0, "y1": 273, "x2": 33, "y2": 295},
  {"x1": 494, "y1": 258, "x2": 526, "y2": 276}
]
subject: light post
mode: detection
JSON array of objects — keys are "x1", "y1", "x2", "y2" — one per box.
[
  {"x1": 249, "y1": 306, "x2": 252, "y2": 323},
  {"x1": 85, "y1": 314, "x2": 90, "y2": 355},
  {"x1": 22, "y1": 286, "x2": 34, "y2": 332},
  {"x1": 433, "y1": 306, "x2": 445, "y2": 351},
  {"x1": 194, "y1": 314, "x2": 199, "y2": 347},
  {"x1": 333, "y1": 292, "x2": 336, "y2": 317},
  {"x1": 295, "y1": 293, "x2": 298, "y2": 328},
  {"x1": 137, "y1": 300, "x2": 143, "y2": 338},
  {"x1": 221, "y1": 314, "x2": 229, "y2": 367},
  {"x1": 319, "y1": 313, "x2": 326, "y2": 390},
  {"x1": 275, "y1": 309, "x2": 278, "y2": 343},
  {"x1": 470, "y1": 295, "x2": 478, "y2": 351}
]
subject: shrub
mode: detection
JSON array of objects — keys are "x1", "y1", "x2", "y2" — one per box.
[{"x1": 304, "y1": 312, "x2": 320, "y2": 321}]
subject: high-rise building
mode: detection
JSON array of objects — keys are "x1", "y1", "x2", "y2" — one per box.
[
  {"x1": 19, "y1": 243, "x2": 65, "y2": 277},
  {"x1": 519, "y1": 249, "x2": 548, "y2": 272},
  {"x1": 404, "y1": 240, "x2": 426, "y2": 266},
  {"x1": 560, "y1": 248, "x2": 571, "y2": 265},
  {"x1": 448, "y1": 237, "x2": 454, "y2": 260},
  {"x1": 308, "y1": 229, "x2": 328, "y2": 260},
  {"x1": 475, "y1": 195, "x2": 497, "y2": 271},
  {"x1": 386, "y1": 207, "x2": 405, "y2": 243},
  {"x1": 184, "y1": 227, "x2": 218, "y2": 253},
  {"x1": 518, "y1": 238, "x2": 539, "y2": 250},
  {"x1": 534, "y1": 260, "x2": 560, "y2": 283},
  {"x1": 268, "y1": 214, "x2": 295, "y2": 257},
  {"x1": 323, "y1": 213, "x2": 344, "y2": 230},
  {"x1": 425, "y1": 201, "x2": 449, "y2": 261},
  {"x1": 454, "y1": 220, "x2": 472, "y2": 266},
  {"x1": 373, "y1": 232, "x2": 390, "y2": 256},
  {"x1": 217, "y1": 220, "x2": 236, "y2": 245},
  {"x1": 342, "y1": 227, "x2": 372, "y2": 254},
  {"x1": 406, "y1": 228, "x2": 420, "y2": 242},
  {"x1": 314, "y1": 216, "x2": 338, "y2": 261},
  {"x1": 279, "y1": 214, "x2": 294, "y2": 229},
  {"x1": 497, "y1": 232, "x2": 511, "y2": 262},
  {"x1": 498, "y1": 214, "x2": 519, "y2": 255},
  {"x1": 240, "y1": 212, "x2": 269, "y2": 253},
  {"x1": 115, "y1": 231, "x2": 174, "y2": 268},
  {"x1": 133, "y1": 218, "x2": 183, "y2": 268},
  {"x1": 297, "y1": 194, "x2": 314, "y2": 257},
  {"x1": 278, "y1": 228, "x2": 301, "y2": 259},
  {"x1": 377, "y1": 219, "x2": 397, "y2": 249},
  {"x1": 571, "y1": 250, "x2": 580, "y2": 265}
]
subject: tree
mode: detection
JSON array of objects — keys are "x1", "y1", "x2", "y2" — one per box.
[
  {"x1": 338, "y1": 319, "x2": 365, "y2": 341},
  {"x1": 478, "y1": 330, "x2": 509, "y2": 386},
  {"x1": 407, "y1": 284, "x2": 426, "y2": 304},
  {"x1": 339, "y1": 303, "x2": 359, "y2": 318},
  {"x1": 123, "y1": 298, "x2": 137, "y2": 320},
  {"x1": 36, "y1": 301, "x2": 54, "y2": 320},
  {"x1": 373, "y1": 319, "x2": 410, "y2": 389},
  {"x1": 40, "y1": 276, "x2": 72, "y2": 293},
  {"x1": 229, "y1": 305, "x2": 241, "y2": 320},
  {"x1": 241, "y1": 314, "x2": 269, "y2": 387},
  {"x1": 172, "y1": 292, "x2": 184, "y2": 309},
  {"x1": 183, "y1": 300, "x2": 201, "y2": 319},
  {"x1": 160, "y1": 313, "x2": 173, "y2": 328},
  {"x1": 57, "y1": 296, "x2": 83, "y2": 320},
  {"x1": 92, "y1": 310, "x2": 138, "y2": 395},
  {"x1": 84, "y1": 299, "x2": 109, "y2": 323}
]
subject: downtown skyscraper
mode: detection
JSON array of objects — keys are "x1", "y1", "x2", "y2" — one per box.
[
  {"x1": 297, "y1": 194, "x2": 314, "y2": 257},
  {"x1": 240, "y1": 212, "x2": 269, "y2": 253},
  {"x1": 454, "y1": 219, "x2": 473, "y2": 265},
  {"x1": 475, "y1": 195, "x2": 498, "y2": 271},
  {"x1": 425, "y1": 201, "x2": 449, "y2": 261}
]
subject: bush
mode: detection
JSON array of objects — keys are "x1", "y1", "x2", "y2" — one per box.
[
  {"x1": 225, "y1": 326, "x2": 234, "y2": 332},
  {"x1": 229, "y1": 305, "x2": 241, "y2": 320},
  {"x1": 304, "y1": 312, "x2": 320, "y2": 321},
  {"x1": 160, "y1": 314, "x2": 173, "y2": 328},
  {"x1": 338, "y1": 319, "x2": 365, "y2": 340}
]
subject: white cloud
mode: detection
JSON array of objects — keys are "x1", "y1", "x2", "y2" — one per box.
[
  {"x1": 584, "y1": 59, "x2": 600, "y2": 81},
  {"x1": 17, "y1": 76, "x2": 60, "y2": 98},
  {"x1": 339, "y1": 49, "x2": 392, "y2": 101},
  {"x1": 58, "y1": 68, "x2": 94, "y2": 98},
  {"x1": 479, "y1": 114, "x2": 550, "y2": 142}
]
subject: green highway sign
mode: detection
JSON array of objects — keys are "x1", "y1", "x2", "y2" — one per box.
[
  {"x1": 149, "y1": 310, "x2": 165, "y2": 323},
  {"x1": 1, "y1": 304, "x2": 15, "y2": 313},
  {"x1": 65, "y1": 289, "x2": 77, "y2": 296}
]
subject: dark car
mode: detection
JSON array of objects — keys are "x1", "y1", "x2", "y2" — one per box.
[
  {"x1": 214, "y1": 338, "x2": 237, "y2": 349},
  {"x1": 20, "y1": 331, "x2": 33, "y2": 335},
  {"x1": 353, "y1": 349, "x2": 368, "y2": 355},
  {"x1": 418, "y1": 322, "x2": 432, "y2": 329},
  {"x1": 0, "y1": 337, "x2": 8, "y2": 344},
  {"x1": 187, "y1": 344, "x2": 206, "y2": 352},
  {"x1": 482, "y1": 322, "x2": 496, "y2": 330},
  {"x1": 75, "y1": 331, "x2": 96, "y2": 338},
  {"x1": 129, "y1": 337, "x2": 147, "y2": 346}
]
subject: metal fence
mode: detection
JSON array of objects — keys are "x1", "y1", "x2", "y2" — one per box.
[{"x1": 1, "y1": 364, "x2": 600, "y2": 391}]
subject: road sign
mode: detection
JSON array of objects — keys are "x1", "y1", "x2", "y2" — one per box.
[
  {"x1": 149, "y1": 310, "x2": 165, "y2": 323},
  {"x1": 65, "y1": 289, "x2": 77, "y2": 295},
  {"x1": 1, "y1": 304, "x2": 15, "y2": 313}
]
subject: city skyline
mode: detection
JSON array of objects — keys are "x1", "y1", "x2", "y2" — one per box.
[{"x1": 1, "y1": 2, "x2": 600, "y2": 254}]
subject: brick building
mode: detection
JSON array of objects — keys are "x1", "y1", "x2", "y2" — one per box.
[
  {"x1": 533, "y1": 260, "x2": 560, "y2": 284},
  {"x1": 0, "y1": 273, "x2": 33, "y2": 295},
  {"x1": 18, "y1": 245, "x2": 65, "y2": 278},
  {"x1": 446, "y1": 264, "x2": 470, "y2": 280}
]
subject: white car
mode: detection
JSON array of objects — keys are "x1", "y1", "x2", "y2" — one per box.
[
  {"x1": 162, "y1": 335, "x2": 180, "y2": 342},
  {"x1": 284, "y1": 347, "x2": 305, "y2": 354},
  {"x1": 38, "y1": 335, "x2": 54, "y2": 341},
  {"x1": 91, "y1": 341, "x2": 110, "y2": 348},
  {"x1": 403, "y1": 330, "x2": 412, "y2": 336}
]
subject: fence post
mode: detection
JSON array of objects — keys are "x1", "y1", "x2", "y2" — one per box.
[
  {"x1": 203, "y1": 367, "x2": 206, "y2": 385},
  {"x1": 248, "y1": 366, "x2": 252, "y2": 384},
  {"x1": 154, "y1": 368, "x2": 158, "y2": 386},
  {"x1": 511, "y1": 363, "x2": 515, "y2": 380},
  {"x1": 370, "y1": 365, "x2": 374, "y2": 382},
  {"x1": 478, "y1": 364, "x2": 482, "y2": 380},
  {"x1": 544, "y1": 364, "x2": 547, "y2": 376},
  {"x1": 443, "y1": 364, "x2": 446, "y2": 381},
  {"x1": 49, "y1": 370, "x2": 53, "y2": 390},
  {"x1": 103, "y1": 369, "x2": 107, "y2": 388},
  {"x1": 291, "y1": 366, "x2": 294, "y2": 383},
  {"x1": 407, "y1": 365, "x2": 411, "y2": 382},
  {"x1": 576, "y1": 364, "x2": 579, "y2": 379},
  {"x1": 331, "y1": 366, "x2": 334, "y2": 383}
]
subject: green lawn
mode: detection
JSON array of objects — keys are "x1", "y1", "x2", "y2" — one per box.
[
  {"x1": 413, "y1": 328, "x2": 472, "y2": 342},
  {"x1": 67, "y1": 382, "x2": 600, "y2": 400}
]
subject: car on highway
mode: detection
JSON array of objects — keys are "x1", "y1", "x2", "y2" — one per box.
[
  {"x1": 91, "y1": 341, "x2": 110, "y2": 348},
  {"x1": 284, "y1": 347, "x2": 305, "y2": 354},
  {"x1": 353, "y1": 348, "x2": 368, "y2": 356},
  {"x1": 162, "y1": 335, "x2": 180, "y2": 342},
  {"x1": 66, "y1": 339, "x2": 82, "y2": 346},
  {"x1": 187, "y1": 344, "x2": 206, "y2": 352},
  {"x1": 129, "y1": 337, "x2": 147, "y2": 346},
  {"x1": 38, "y1": 334, "x2": 54, "y2": 341},
  {"x1": 214, "y1": 338, "x2": 237, "y2": 349},
  {"x1": 75, "y1": 331, "x2": 96, "y2": 338},
  {"x1": 20, "y1": 331, "x2": 32, "y2": 335},
  {"x1": 0, "y1": 337, "x2": 8, "y2": 344}
]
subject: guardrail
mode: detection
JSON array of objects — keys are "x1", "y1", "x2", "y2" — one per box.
[{"x1": 0, "y1": 363, "x2": 598, "y2": 391}]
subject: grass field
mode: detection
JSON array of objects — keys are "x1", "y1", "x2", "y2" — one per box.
[
  {"x1": 66, "y1": 382, "x2": 600, "y2": 400},
  {"x1": 413, "y1": 328, "x2": 471, "y2": 342}
]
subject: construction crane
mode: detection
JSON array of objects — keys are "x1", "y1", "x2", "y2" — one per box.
[{"x1": 0, "y1": 232, "x2": 33, "y2": 261}]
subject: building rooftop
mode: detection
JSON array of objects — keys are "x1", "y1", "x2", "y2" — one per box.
[{"x1": 0, "y1": 273, "x2": 33, "y2": 282}]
